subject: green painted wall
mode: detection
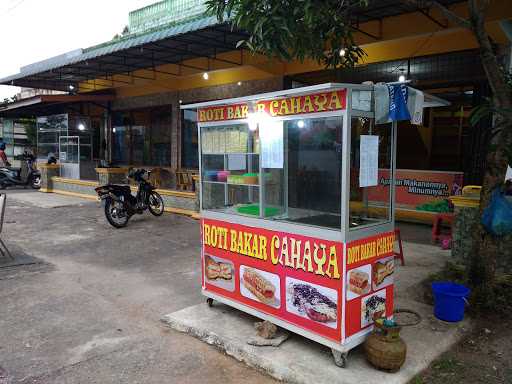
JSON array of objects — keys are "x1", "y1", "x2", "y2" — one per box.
[{"x1": 128, "y1": 0, "x2": 206, "y2": 34}]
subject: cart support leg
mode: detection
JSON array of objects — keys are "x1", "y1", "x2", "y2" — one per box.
[
  {"x1": 206, "y1": 298, "x2": 214, "y2": 307},
  {"x1": 331, "y1": 349, "x2": 348, "y2": 368}
]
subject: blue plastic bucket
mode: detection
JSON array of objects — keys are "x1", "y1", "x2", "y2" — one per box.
[{"x1": 432, "y1": 282, "x2": 470, "y2": 322}]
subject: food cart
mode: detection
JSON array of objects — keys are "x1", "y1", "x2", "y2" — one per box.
[{"x1": 182, "y1": 83, "x2": 447, "y2": 367}]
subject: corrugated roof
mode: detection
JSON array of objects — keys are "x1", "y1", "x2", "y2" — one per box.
[
  {"x1": 0, "y1": 0, "x2": 467, "y2": 91},
  {"x1": 0, "y1": 15, "x2": 220, "y2": 84}
]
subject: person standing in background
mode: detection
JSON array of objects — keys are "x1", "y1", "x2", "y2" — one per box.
[{"x1": 0, "y1": 143, "x2": 10, "y2": 167}]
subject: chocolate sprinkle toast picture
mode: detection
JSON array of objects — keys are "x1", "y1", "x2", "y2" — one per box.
[
  {"x1": 286, "y1": 277, "x2": 338, "y2": 329},
  {"x1": 373, "y1": 256, "x2": 394, "y2": 290},
  {"x1": 240, "y1": 266, "x2": 281, "y2": 308},
  {"x1": 204, "y1": 255, "x2": 235, "y2": 292},
  {"x1": 361, "y1": 290, "x2": 387, "y2": 328}
]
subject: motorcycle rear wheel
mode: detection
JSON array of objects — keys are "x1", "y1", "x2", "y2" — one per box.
[
  {"x1": 148, "y1": 191, "x2": 164, "y2": 216},
  {"x1": 31, "y1": 175, "x2": 41, "y2": 189},
  {"x1": 104, "y1": 198, "x2": 130, "y2": 228}
]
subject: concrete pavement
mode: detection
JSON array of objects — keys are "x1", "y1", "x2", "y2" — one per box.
[
  {"x1": 0, "y1": 190, "x2": 446, "y2": 383},
  {"x1": 5, "y1": 190, "x2": 93, "y2": 208},
  {"x1": 0, "y1": 190, "x2": 275, "y2": 384},
  {"x1": 162, "y1": 241, "x2": 469, "y2": 384}
]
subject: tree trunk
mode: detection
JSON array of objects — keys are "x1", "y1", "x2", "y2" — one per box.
[
  {"x1": 467, "y1": 0, "x2": 512, "y2": 287},
  {"x1": 470, "y1": 118, "x2": 511, "y2": 287}
]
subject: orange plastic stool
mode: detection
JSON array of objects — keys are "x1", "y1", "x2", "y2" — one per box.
[
  {"x1": 394, "y1": 229, "x2": 405, "y2": 266},
  {"x1": 431, "y1": 213, "x2": 454, "y2": 244}
]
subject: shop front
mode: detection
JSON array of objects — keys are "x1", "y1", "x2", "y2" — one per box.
[{"x1": 1, "y1": 0, "x2": 510, "y2": 218}]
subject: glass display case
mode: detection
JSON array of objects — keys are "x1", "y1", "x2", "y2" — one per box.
[
  {"x1": 196, "y1": 86, "x2": 394, "y2": 241},
  {"x1": 183, "y1": 83, "x2": 447, "y2": 366}
]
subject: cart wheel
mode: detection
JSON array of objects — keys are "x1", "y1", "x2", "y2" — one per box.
[
  {"x1": 331, "y1": 349, "x2": 348, "y2": 368},
  {"x1": 206, "y1": 298, "x2": 214, "y2": 307}
]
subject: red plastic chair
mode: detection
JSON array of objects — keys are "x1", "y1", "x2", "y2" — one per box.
[{"x1": 431, "y1": 213, "x2": 454, "y2": 244}]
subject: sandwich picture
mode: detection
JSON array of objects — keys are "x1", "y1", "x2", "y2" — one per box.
[
  {"x1": 348, "y1": 270, "x2": 370, "y2": 295},
  {"x1": 373, "y1": 258, "x2": 394, "y2": 287},
  {"x1": 242, "y1": 268, "x2": 276, "y2": 305},
  {"x1": 205, "y1": 256, "x2": 232, "y2": 281}
]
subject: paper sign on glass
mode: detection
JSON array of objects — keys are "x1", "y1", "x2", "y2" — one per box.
[
  {"x1": 228, "y1": 154, "x2": 246, "y2": 170},
  {"x1": 359, "y1": 135, "x2": 379, "y2": 187},
  {"x1": 260, "y1": 121, "x2": 284, "y2": 169}
]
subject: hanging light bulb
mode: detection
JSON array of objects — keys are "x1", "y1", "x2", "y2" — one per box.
[
  {"x1": 398, "y1": 74, "x2": 406, "y2": 83},
  {"x1": 339, "y1": 48, "x2": 346, "y2": 57},
  {"x1": 203, "y1": 72, "x2": 209, "y2": 80}
]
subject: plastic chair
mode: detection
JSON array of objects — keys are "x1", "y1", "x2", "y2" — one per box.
[
  {"x1": 176, "y1": 170, "x2": 193, "y2": 191},
  {"x1": 432, "y1": 213, "x2": 454, "y2": 244}
]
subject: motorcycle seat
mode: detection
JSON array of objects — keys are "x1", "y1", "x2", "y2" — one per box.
[
  {"x1": 118, "y1": 185, "x2": 132, "y2": 193},
  {"x1": 0, "y1": 167, "x2": 20, "y2": 173}
]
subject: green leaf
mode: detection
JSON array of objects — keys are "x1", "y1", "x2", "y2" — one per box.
[{"x1": 204, "y1": 0, "x2": 369, "y2": 69}]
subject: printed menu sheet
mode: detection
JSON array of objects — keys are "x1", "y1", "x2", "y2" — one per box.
[
  {"x1": 260, "y1": 121, "x2": 284, "y2": 169},
  {"x1": 359, "y1": 135, "x2": 379, "y2": 187},
  {"x1": 228, "y1": 154, "x2": 246, "y2": 170}
]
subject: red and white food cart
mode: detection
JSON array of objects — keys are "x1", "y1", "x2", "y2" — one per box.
[{"x1": 182, "y1": 83, "x2": 447, "y2": 366}]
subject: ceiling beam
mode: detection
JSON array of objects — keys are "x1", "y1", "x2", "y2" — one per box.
[
  {"x1": 148, "y1": 41, "x2": 242, "y2": 66},
  {"x1": 351, "y1": 25, "x2": 381, "y2": 40},
  {"x1": 417, "y1": 8, "x2": 448, "y2": 28}
]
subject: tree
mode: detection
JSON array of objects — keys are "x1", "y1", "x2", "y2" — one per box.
[
  {"x1": 21, "y1": 118, "x2": 37, "y2": 148},
  {"x1": 207, "y1": 0, "x2": 512, "y2": 292}
]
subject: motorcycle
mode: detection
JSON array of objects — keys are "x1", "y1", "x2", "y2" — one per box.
[
  {"x1": 95, "y1": 168, "x2": 165, "y2": 228},
  {"x1": 0, "y1": 153, "x2": 41, "y2": 190}
]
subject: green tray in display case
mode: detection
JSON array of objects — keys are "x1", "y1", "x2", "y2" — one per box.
[{"x1": 236, "y1": 204, "x2": 280, "y2": 217}]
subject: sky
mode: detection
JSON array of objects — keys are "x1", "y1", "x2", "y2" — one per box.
[{"x1": 0, "y1": 0, "x2": 156, "y2": 100}]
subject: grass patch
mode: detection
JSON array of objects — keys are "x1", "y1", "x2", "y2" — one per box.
[
  {"x1": 432, "y1": 357, "x2": 460, "y2": 372},
  {"x1": 470, "y1": 274, "x2": 512, "y2": 317},
  {"x1": 411, "y1": 355, "x2": 464, "y2": 384}
]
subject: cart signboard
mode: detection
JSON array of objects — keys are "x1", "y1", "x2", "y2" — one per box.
[
  {"x1": 203, "y1": 218, "x2": 343, "y2": 340},
  {"x1": 345, "y1": 232, "x2": 395, "y2": 338},
  {"x1": 198, "y1": 89, "x2": 347, "y2": 123}
]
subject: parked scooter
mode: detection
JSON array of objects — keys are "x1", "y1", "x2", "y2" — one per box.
[
  {"x1": 95, "y1": 168, "x2": 164, "y2": 228},
  {"x1": 0, "y1": 152, "x2": 41, "y2": 189}
]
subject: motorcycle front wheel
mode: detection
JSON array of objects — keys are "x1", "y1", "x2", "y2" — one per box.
[
  {"x1": 148, "y1": 191, "x2": 164, "y2": 216},
  {"x1": 31, "y1": 175, "x2": 41, "y2": 189},
  {"x1": 104, "y1": 198, "x2": 130, "y2": 228}
]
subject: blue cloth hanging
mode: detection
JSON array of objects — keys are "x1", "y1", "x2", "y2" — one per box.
[
  {"x1": 482, "y1": 188, "x2": 512, "y2": 236},
  {"x1": 388, "y1": 84, "x2": 411, "y2": 121}
]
